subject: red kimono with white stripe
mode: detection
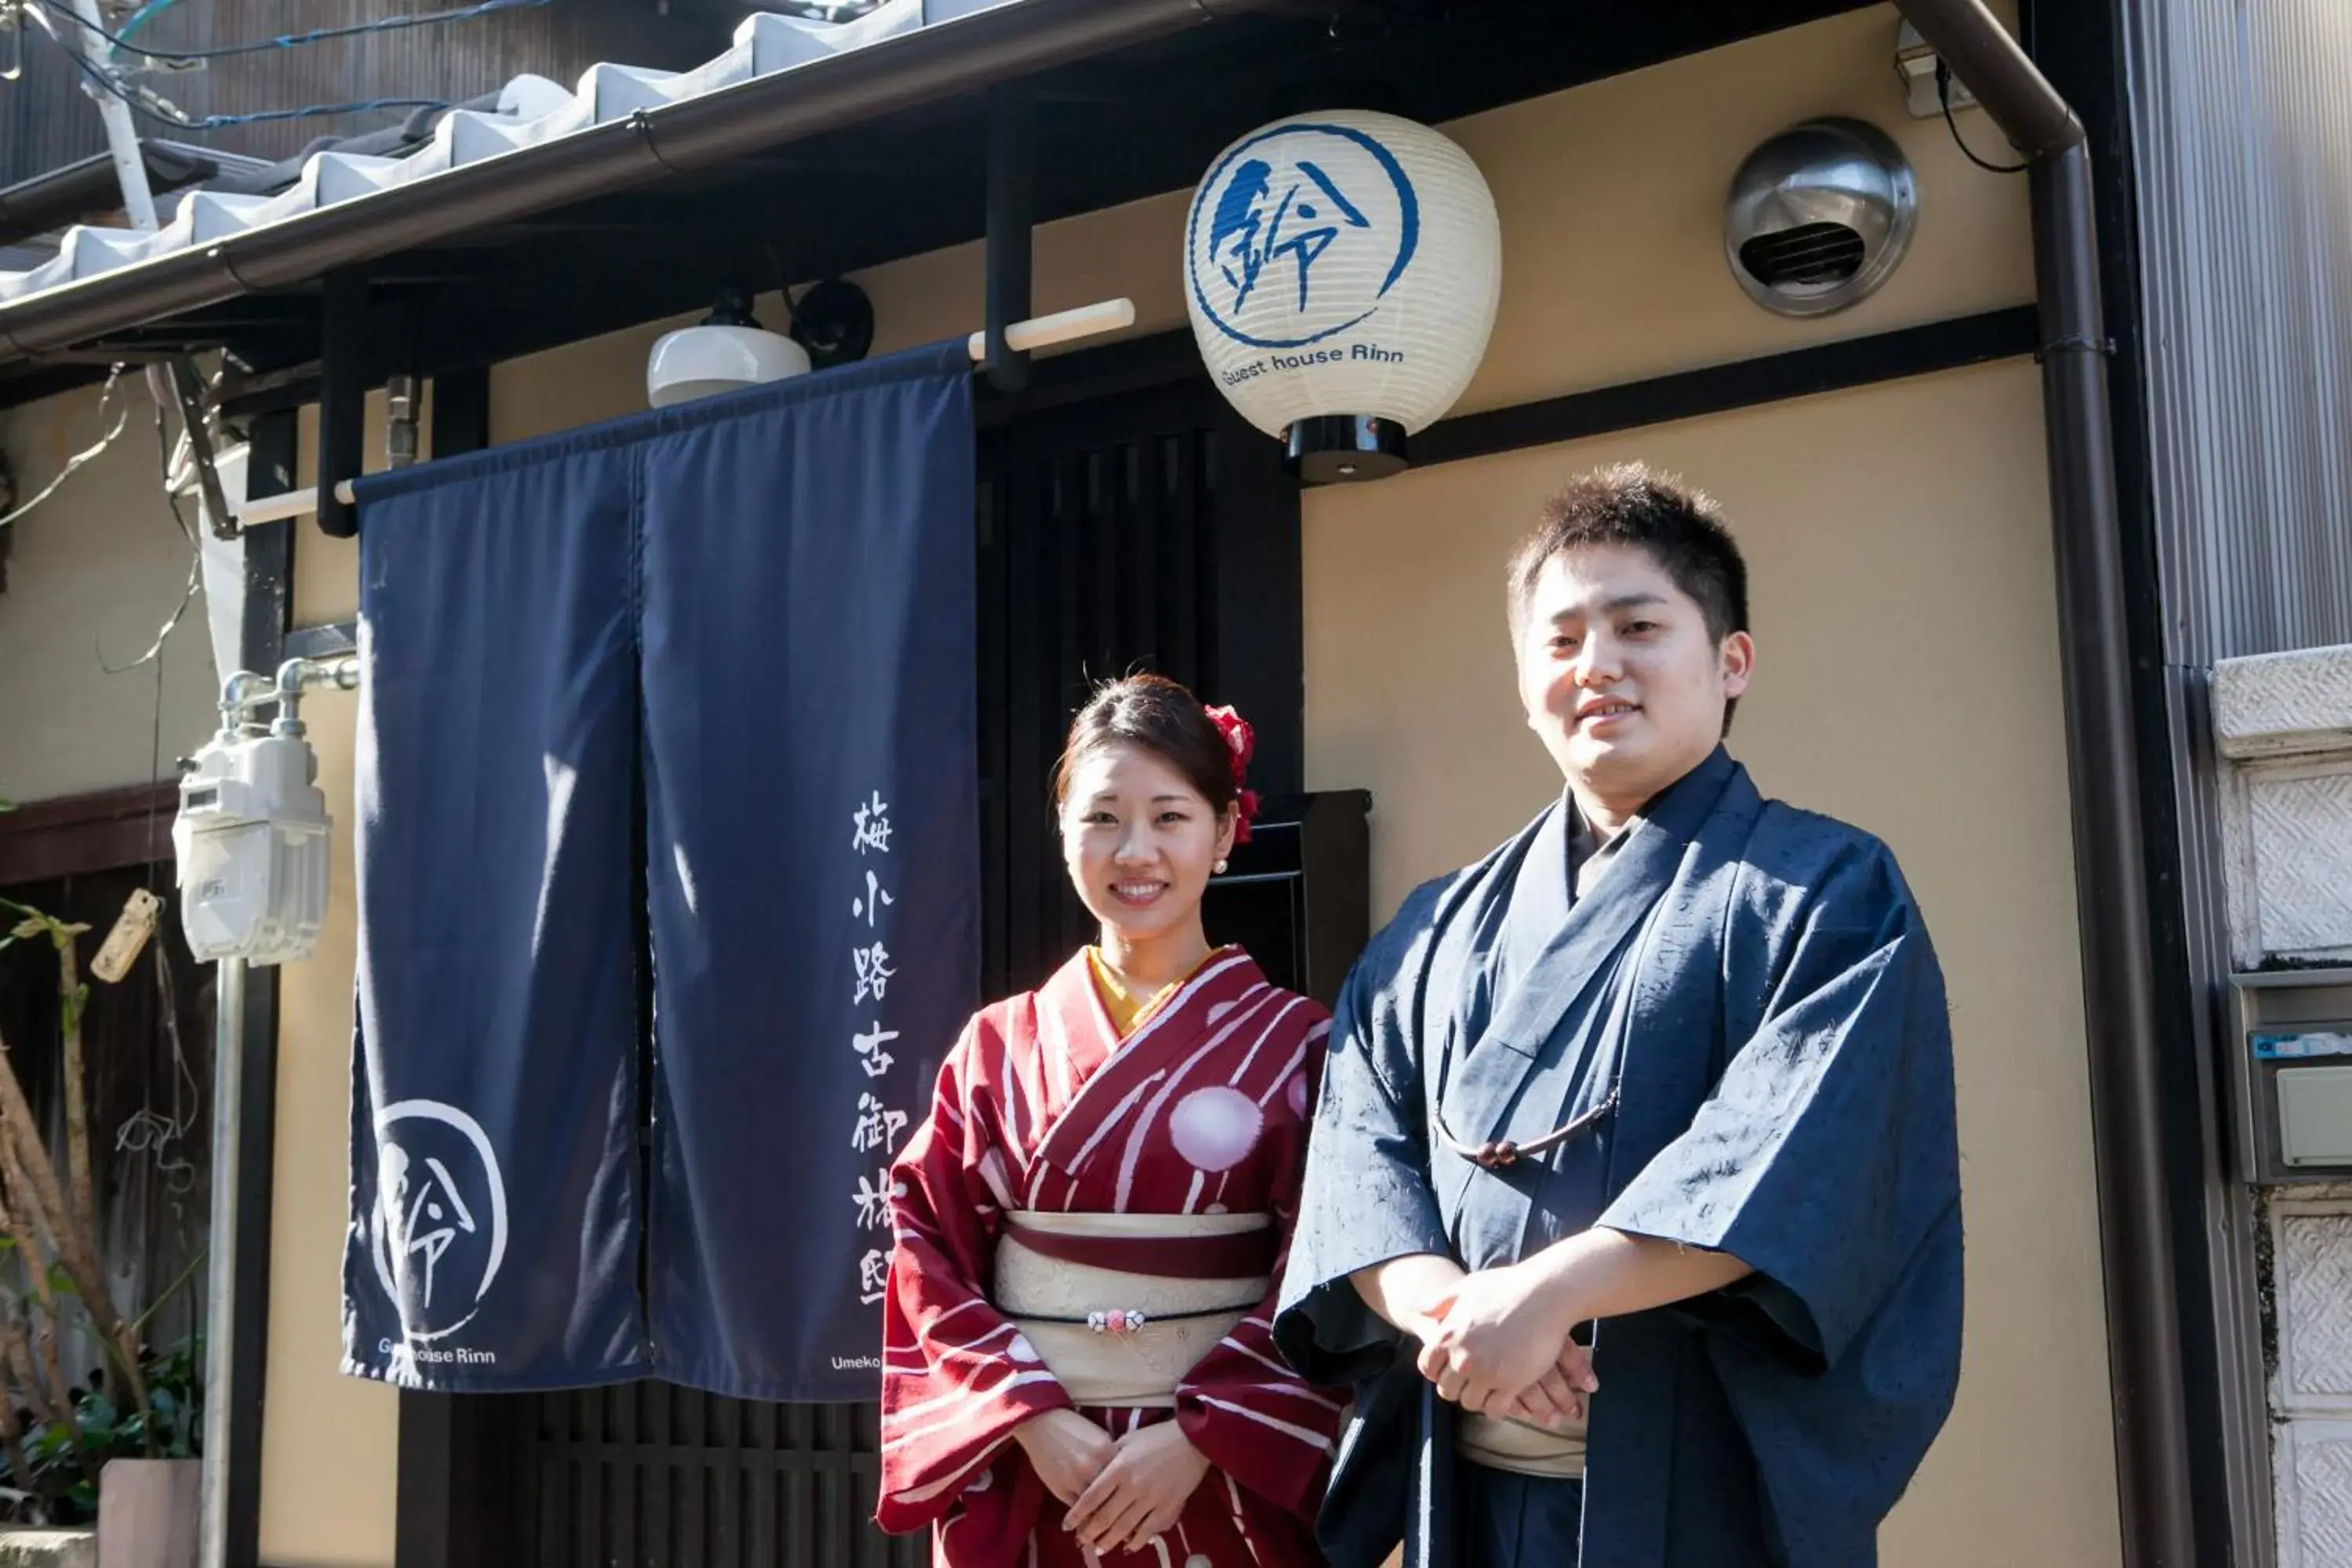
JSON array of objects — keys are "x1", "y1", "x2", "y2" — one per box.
[{"x1": 877, "y1": 948, "x2": 1340, "y2": 1567}]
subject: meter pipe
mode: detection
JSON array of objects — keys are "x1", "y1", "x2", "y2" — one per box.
[
  {"x1": 1893, "y1": 3, "x2": 2193, "y2": 1564},
  {"x1": 215, "y1": 671, "x2": 278, "y2": 737},
  {"x1": 272, "y1": 655, "x2": 359, "y2": 737}
]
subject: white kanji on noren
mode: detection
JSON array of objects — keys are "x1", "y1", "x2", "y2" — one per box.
[
  {"x1": 852, "y1": 868, "x2": 896, "y2": 927},
  {"x1": 851, "y1": 790, "x2": 894, "y2": 856},
  {"x1": 853, "y1": 1167, "x2": 905, "y2": 1229},
  {"x1": 853, "y1": 1022, "x2": 900, "y2": 1080},
  {"x1": 851, "y1": 942, "x2": 895, "y2": 1005},
  {"x1": 858, "y1": 1245, "x2": 893, "y2": 1305},
  {"x1": 851, "y1": 1093, "x2": 909, "y2": 1154}
]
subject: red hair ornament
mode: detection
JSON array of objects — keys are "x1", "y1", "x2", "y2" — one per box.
[{"x1": 1203, "y1": 704, "x2": 1261, "y2": 844}]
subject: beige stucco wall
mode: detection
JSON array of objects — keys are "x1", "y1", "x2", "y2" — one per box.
[
  {"x1": 260, "y1": 684, "x2": 390, "y2": 1566},
  {"x1": 0, "y1": 380, "x2": 221, "y2": 804},
  {"x1": 256, "y1": 3, "x2": 2112, "y2": 1564},
  {"x1": 254, "y1": 390, "x2": 404, "y2": 1566}
]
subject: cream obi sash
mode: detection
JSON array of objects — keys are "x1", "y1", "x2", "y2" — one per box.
[
  {"x1": 992, "y1": 1211, "x2": 1271, "y2": 1409},
  {"x1": 1457, "y1": 1409, "x2": 1588, "y2": 1479}
]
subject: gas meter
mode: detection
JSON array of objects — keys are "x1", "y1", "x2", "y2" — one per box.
[{"x1": 174, "y1": 660, "x2": 351, "y2": 966}]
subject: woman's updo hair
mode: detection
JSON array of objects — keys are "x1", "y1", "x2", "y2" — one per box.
[{"x1": 1051, "y1": 674, "x2": 1240, "y2": 820}]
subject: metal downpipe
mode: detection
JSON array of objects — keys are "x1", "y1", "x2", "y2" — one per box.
[
  {"x1": 1895, "y1": 3, "x2": 2197, "y2": 1564},
  {"x1": 2030, "y1": 140, "x2": 2198, "y2": 1568},
  {"x1": 198, "y1": 956, "x2": 246, "y2": 1568}
]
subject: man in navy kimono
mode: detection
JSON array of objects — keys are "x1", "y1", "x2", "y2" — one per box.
[{"x1": 1274, "y1": 464, "x2": 1961, "y2": 1567}]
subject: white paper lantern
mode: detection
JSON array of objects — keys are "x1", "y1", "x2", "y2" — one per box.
[{"x1": 1184, "y1": 109, "x2": 1501, "y2": 482}]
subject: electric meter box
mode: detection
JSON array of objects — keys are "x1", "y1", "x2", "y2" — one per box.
[
  {"x1": 173, "y1": 729, "x2": 332, "y2": 967},
  {"x1": 2228, "y1": 968, "x2": 2352, "y2": 1184}
]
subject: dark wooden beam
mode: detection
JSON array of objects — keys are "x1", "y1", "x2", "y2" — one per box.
[
  {"x1": 314, "y1": 270, "x2": 370, "y2": 539},
  {"x1": 212, "y1": 361, "x2": 323, "y2": 423},
  {"x1": 1413, "y1": 306, "x2": 2042, "y2": 469},
  {"x1": 0, "y1": 782, "x2": 179, "y2": 884}
]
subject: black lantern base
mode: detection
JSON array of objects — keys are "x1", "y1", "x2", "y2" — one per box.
[{"x1": 1284, "y1": 416, "x2": 1408, "y2": 484}]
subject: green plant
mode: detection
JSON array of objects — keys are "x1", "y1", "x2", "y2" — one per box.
[{"x1": 0, "y1": 1334, "x2": 202, "y2": 1524}]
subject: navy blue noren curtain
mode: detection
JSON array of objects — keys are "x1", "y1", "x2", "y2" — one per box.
[{"x1": 344, "y1": 343, "x2": 978, "y2": 1401}]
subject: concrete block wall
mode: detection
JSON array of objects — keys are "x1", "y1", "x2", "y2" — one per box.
[{"x1": 2212, "y1": 643, "x2": 2352, "y2": 1568}]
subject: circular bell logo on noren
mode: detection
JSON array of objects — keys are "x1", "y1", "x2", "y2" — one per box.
[
  {"x1": 370, "y1": 1099, "x2": 510, "y2": 1345},
  {"x1": 1189, "y1": 122, "x2": 1421, "y2": 351}
]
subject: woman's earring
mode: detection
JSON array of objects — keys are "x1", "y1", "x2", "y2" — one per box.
[{"x1": 1213, "y1": 858, "x2": 1229, "y2": 876}]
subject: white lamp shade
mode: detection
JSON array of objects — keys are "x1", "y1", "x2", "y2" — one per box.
[
  {"x1": 646, "y1": 323, "x2": 812, "y2": 408},
  {"x1": 1184, "y1": 109, "x2": 1502, "y2": 444}
]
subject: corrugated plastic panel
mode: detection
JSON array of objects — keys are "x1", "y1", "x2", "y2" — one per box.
[{"x1": 2131, "y1": 0, "x2": 2352, "y2": 664}]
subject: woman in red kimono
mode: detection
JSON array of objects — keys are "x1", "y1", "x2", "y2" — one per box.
[{"x1": 877, "y1": 674, "x2": 1339, "y2": 1567}]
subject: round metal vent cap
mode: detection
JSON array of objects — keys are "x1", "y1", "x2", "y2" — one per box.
[{"x1": 1724, "y1": 117, "x2": 1918, "y2": 318}]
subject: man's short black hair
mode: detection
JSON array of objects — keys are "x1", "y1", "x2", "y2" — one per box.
[{"x1": 1505, "y1": 463, "x2": 1750, "y2": 646}]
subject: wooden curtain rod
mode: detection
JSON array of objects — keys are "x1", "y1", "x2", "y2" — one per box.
[{"x1": 230, "y1": 297, "x2": 1139, "y2": 528}]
